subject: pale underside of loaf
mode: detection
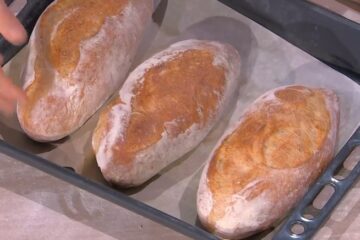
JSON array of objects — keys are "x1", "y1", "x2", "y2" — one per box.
[
  {"x1": 92, "y1": 40, "x2": 241, "y2": 187},
  {"x1": 17, "y1": 0, "x2": 153, "y2": 141},
  {"x1": 197, "y1": 85, "x2": 339, "y2": 239}
]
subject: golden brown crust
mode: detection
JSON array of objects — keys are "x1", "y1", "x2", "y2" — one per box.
[
  {"x1": 21, "y1": 0, "x2": 127, "y2": 132},
  {"x1": 93, "y1": 40, "x2": 241, "y2": 187},
  {"x1": 111, "y1": 49, "x2": 226, "y2": 168},
  {"x1": 206, "y1": 85, "x2": 333, "y2": 229},
  {"x1": 42, "y1": 0, "x2": 128, "y2": 77},
  {"x1": 18, "y1": 0, "x2": 153, "y2": 141}
]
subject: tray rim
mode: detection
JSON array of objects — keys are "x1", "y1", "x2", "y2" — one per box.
[
  {"x1": 0, "y1": 0, "x2": 359, "y2": 239},
  {"x1": 219, "y1": 0, "x2": 360, "y2": 84}
]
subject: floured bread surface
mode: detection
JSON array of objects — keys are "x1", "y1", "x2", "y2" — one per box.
[
  {"x1": 197, "y1": 85, "x2": 339, "y2": 239},
  {"x1": 17, "y1": 0, "x2": 153, "y2": 141},
  {"x1": 92, "y1": 40, "x2": 241, "y2": 187}
]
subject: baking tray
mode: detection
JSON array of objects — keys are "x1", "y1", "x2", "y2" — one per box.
[
  {"x1": 0, "y1": 0, "x2": 359, "y2": 239},
  {"x1": 308, "y1": 0, "x2": 360, "y2": 25},
  {"x1": 219, "y1": 0, "x2": 360, "y2": 82}
]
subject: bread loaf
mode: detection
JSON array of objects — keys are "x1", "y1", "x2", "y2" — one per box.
[
  {"x1": 17, "y1": 0, "x2": 153, "y2": 141},
  {"x1": 197, "y1": 85, "x2": 339, "y2": 239},
  {"x1": 92, "y1": 40, "x2": 241, "y2": 187}
]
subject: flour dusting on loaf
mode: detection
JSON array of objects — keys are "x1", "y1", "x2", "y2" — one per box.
[
  {"x1": 17, "y1": 0, "x2": 153, "y2": 141},
  {"x1": 92, "y1": 39, "x2": 241, "y2": 187},
  {"x1": 197, "y1": 85, "x2": 339, "y2": 239},
  {"x1": 22, "y1": 24, "x2": 38, "y2": 90}
]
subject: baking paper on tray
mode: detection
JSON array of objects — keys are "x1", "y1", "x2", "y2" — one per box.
[{"x1": 2, "y1": 0, "x2": 359, "y2": 239}]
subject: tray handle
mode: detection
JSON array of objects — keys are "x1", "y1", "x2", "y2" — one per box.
[{"x1": 273, "y1": 126, "x2": 360, "y2": 239}]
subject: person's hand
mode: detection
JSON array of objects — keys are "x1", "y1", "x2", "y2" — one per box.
[{"x1": 0, "y1": 0, "x2": 27, "y2": 116}]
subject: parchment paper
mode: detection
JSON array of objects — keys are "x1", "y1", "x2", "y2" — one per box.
[{"x1": 2, "y1": 0, "x2": 360, "y2": 239}]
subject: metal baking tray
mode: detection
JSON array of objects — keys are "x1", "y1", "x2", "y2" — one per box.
[
  {"x1": 0, "y1": 0, "x2": 359, "y2": 239},
  {"x1": 308, "y1": 0, "x2": 360, "y2": 26}
]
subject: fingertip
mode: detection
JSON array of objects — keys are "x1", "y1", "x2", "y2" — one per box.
[
  {"x1": 7, "y1": 26, "x2": 28, "y2": 46},
  {"x1": 0, "y1": 75, "x2": 26, "y2": 103},
  {"x1": 0, "y1": 98, "x2": 15, "y2": 117},
  {"x1": 0, "y1": 2, "x2": 28, "y2": 45},
  {"x1": 11, "y1": 85, "x2": 26, "y2": 103}
]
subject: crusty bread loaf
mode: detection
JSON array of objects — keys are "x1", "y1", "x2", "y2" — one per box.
[
  {"x1": 17, "y1": 0, "x2": 153, "y2": 141},
  {"x1": 92, "y1": 40, "x2": 241, "y2": 187},
  {"x1": 197, "y1": 85, "x2": 339, "y2": 239}
]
